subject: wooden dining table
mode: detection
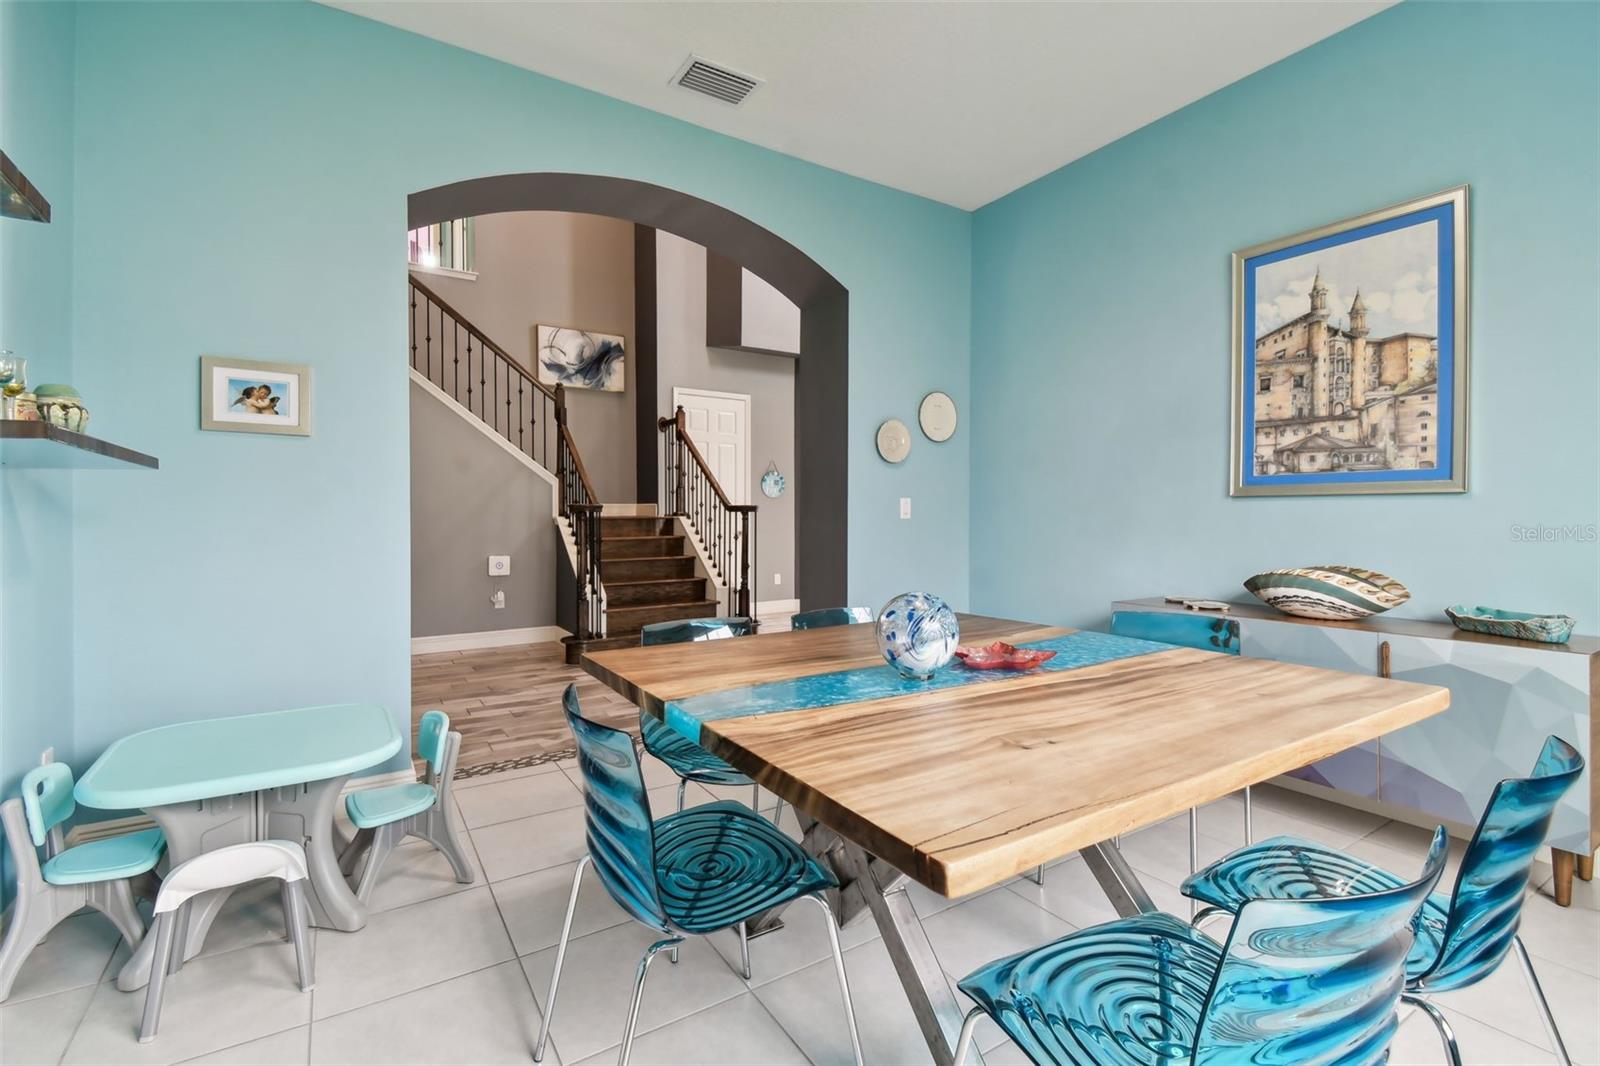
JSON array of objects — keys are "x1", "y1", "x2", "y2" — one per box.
[{"x1": 584, "y1": 613, "x2": 1450, "y2": 1065}]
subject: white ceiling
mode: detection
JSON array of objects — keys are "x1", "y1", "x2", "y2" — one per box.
[{"x1": 330, "y1": 1, "x2": 1391, "y2": 210}]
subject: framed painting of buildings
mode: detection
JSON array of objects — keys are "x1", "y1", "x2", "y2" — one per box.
[{"x1": 1230, "y1": 185, "x2": 1469, "y2": 496}]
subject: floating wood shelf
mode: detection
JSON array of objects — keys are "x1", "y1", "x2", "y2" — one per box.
[{"x1": 0, "y1": 422, "x2": 158, "y2": 470}]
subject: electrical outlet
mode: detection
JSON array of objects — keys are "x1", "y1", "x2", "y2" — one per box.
[
  {"x1": 488, "y1": 555, "x2": 511, "y2": 576},
  {"x1": 899, "y1": 497, "x2": 912, "y2": 520},
  {"x1": 774, "y1": 573, "x2": 782, "y2": 587}
]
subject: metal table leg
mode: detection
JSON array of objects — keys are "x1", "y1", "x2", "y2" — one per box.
[{"x1": 1079, "y1": 839, "x2": 1159, "y2": 917}]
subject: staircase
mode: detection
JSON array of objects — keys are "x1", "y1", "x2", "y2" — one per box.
[{"x1": 408, "y1": 273, "x2": 756, "y2": 666}]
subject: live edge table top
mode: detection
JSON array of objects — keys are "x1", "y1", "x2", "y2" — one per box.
[{"x1": 583, "y1": 614, "x2": 1450, "y2": 898}]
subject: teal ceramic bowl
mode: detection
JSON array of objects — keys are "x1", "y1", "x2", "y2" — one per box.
[{"x1": 1444, "y1": 605, "x2": 1576, "y2": 644}]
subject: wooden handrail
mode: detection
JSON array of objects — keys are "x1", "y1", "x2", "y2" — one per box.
[
  {"x1": 658, "y1": 409, "x2": 753, "y2": 511},
  {"x1": 559, "y1": 423, "x2": 599, "y2": 506},
  {"x1": 408, "y1": 272, "x2": 558, "y2": 402}
]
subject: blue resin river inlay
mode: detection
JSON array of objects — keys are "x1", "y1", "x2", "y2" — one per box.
[{"x1": 663, "y1": 630, "x2": 1174, "y2": 743}]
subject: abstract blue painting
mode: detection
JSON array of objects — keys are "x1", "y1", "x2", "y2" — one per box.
[{"x1": 536, "y1": 324, "x2": 626, "y2": 392}]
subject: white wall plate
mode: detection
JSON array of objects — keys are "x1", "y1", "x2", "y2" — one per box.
[
  {"x1": 918, "y1": 391, "x2": 958, "y2": 442},
  {"x1": 876, "y1": 418, "x2": 911, "y2": 463}
]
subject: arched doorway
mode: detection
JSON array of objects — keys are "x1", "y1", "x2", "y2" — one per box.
[{"x1": 409, "y1": 173, "x2": 848, "y2": 607}]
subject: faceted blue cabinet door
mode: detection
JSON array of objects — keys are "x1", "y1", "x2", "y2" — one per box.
[
  {"x1": 1109, "y1": 610, "x2": 1240, "y2": 655},
  {"x1": 955, "y1": 828, "x2": 1448, "y2": 1066}
]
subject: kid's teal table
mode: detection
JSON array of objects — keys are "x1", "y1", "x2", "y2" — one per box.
[{"x1": 75, "y1": 704, "x2": 402, "y2": 991}]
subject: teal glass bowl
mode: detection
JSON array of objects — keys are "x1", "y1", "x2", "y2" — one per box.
[{"x1": 1444, "y1": 605, "x2": 1576, "y2": 644}]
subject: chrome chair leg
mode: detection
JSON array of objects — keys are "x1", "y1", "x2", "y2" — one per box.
[
  {"x1": 1402, "y1": 994, "x2": 1461, "y2": 1066},
  {"x1": 771, "y1": 798, "x2": 785, "y2": 827},
  {"x1": 750, "y1": 782, "x2": 760, "y2": 811},
  {"x1": 533, "y1": 856, "x2": 591, "y2": 1063},
  {"x1": 1027, "y1": 865, "x2": 1045, "y2": 886},
  {"x1": 675, "y1": 778, "x2": 687, "y2": 813},
  {"x1": 1187, "y1": 808, "x2": 1200, "y2": 919},
  {"x1": 1514, "y1": 935, "x2": 1572, "y2": 1065},
  {"x1": 619, "y1": 938, "x2": 681, "y2": 1066},
  {"x1": 1242, "y1": 785, "x2": 1254, "y2": 845},
  {"x1": 738, "y1": 922, "x2": 752, "y2": 980},
  {"x1": 799, "y1": 894, "x2": 863, "y2": 1066},
  {"x1": 953, "y1": 1005, "x2": 985, "y2": 1066}
]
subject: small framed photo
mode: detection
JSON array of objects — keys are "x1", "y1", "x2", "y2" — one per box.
[{"x1": 200, "y1": 356, "x2": 312, "y2": 436}]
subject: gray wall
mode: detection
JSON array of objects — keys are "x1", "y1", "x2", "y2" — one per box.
[
  {"x1": 410, "y1": 379, "x2": 559, "y2": 637},
  {"x1": 655, "y1": 232, "x2": 797, "y2": 603},
  {"x1": 411, "y1": 210, "x2": 636, "y2": 502}
]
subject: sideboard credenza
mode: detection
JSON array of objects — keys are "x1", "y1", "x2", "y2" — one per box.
[{"x1": 1112, "y1": 597, "x2": 1598, "y2": 906}]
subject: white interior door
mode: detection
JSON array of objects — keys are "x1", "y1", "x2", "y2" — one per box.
[{"x1": 673, "y1": 387, "x2": 750, "y2": 504}]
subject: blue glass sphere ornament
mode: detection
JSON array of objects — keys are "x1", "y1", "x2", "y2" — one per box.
[{"x1": 876, "y1": 592, "x2": 960, "y2": 680}]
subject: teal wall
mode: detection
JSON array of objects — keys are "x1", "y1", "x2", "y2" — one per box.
[
  {"x1": 971, "y1": 1, "x2": 1600, "y2": 630},
  {"x1": 1, "y1": 2, "x2": 78, "y2": 817},
  {"x1": 62, "y1": 2, "x2": 970, "y2": 768}
]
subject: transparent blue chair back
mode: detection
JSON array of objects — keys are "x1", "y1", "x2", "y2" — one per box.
[
  {"x1": 21, "y1": 763, "x2": 75, "y2": 847},
  {"x1": 417, "y1": 709, "x2": 449, "y2": 775},
  {"x1": 790, "y1": 607, "x2": 874, "y2": 631},
  {"x1": 1194, "y1": 826, "x2": 1449, "y2": 1065},
  {"x1": 561, "y1": 685, "x2": 668, "y2": 931},
  {"x1": 1110, "y1": 610, "x2": 1240, "y2": 654},
  {"x1": 1415, "y1": 735, "x2": 1583, "y2": 991},
  {"x1": 640, "y1": 617, "x2": 753, "y2": 646}
]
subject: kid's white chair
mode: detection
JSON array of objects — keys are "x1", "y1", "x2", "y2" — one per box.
[{"x1": 140, "y1": 840, "x2": 313, "y2": 1043}]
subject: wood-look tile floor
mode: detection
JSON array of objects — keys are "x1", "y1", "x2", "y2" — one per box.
[
  {"x1": 411, "y1": 642, "x2": 640, "y2": 775},
  {"x1": 411, "y1": 616, "x2": 792, "y2": 777}
]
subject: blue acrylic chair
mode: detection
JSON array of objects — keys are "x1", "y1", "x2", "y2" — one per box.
[
  {"x1": 1108, "y1": 611, "x2": 1243, "y2": 895},
  {"x1": 954, "y1": 826, "x2": 1448, "y2": 1066},
  {"x1": 637, "y1": 617, "x2": 765, "y2": 814},
  {"x1": 533, "y1": 684, "x2": 862, "y2": 1066},
  {"x1": 790, "y1": 606, "x2": 875, "y2": 630},
  {"x1": 0, "y1": 761, "x2": 165, "y2": 1001},
  {"x1": 1182, "y1": 735, "x2": 1584, "y2": 1066},
  {"x1": 339, "y1": 709, "x2": 473, "y2": 903}
]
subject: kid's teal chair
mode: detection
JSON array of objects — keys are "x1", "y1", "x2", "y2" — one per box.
[
  {"x1": 339, "y1": 709, "x2": 473, "y2": 902},
  {"x1": 0, "y1": 761, "x2": 164, "y2": 1001},
  {"x1": 790, "y1": 606, "x2": 874, "y2": 630}
]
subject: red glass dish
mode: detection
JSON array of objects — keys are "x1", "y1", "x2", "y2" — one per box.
[{"x1": 952, "y1": 642, "x2": 1057, "y2": 671}]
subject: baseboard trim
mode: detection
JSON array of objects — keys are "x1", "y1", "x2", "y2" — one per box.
[
  {"x1": 757, "y1": 598, "x2": 800, "y2": 617},
  {"x1": 411, "y1": 626, "x2": 569, "y2": 654},
  {"x1": 64, "y1": 770, "x2": 421, "y2": 848}
]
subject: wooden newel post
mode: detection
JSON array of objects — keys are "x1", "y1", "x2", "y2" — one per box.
[{"x1": 735, "y1": 506, "x2": 755, "y2": 620}]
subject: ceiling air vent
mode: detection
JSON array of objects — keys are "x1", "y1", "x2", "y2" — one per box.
[{"x1": 673, "y1": 55, "x2": 762, "y2": 106}]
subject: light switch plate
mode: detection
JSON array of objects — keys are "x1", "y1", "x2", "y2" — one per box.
[
  {"x1": 488, "y1": 555, "x2": 511, "y2": 576},
  {"x1": 899, "y1": 497, "x2": 912, "y2": 519}
]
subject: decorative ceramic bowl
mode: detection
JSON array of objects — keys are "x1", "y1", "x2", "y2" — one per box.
[
  {"x1": 1445, "y1": 605, "x2": 1576, "y2": 644},
  {"x1": 876, "y1": 592, "x2": 959, "y2": 680},
  {"x1": 33, "y1": 384, "x2": 89, "y2": 433},
  {"x1": 1243, "y1": 566, "x2": 1410, "y2": 621},
  {"x1": 953, "y1": 642, "x2": 1056, "y2": 671}
]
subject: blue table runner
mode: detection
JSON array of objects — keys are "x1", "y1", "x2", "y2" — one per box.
[{"x1": 663, "y1": 630, "x2": 1174, "y2": 744}]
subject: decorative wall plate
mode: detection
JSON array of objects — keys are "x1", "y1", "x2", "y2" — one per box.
[
  {"x1": 918, "y1": 391, "x2": 958, "y2": 442},
  {"x1": 760, "y1": 463, "x2": 786, "y2": 498},
  {"x1": 876, "y1": 418, "x2": 911, "y2": 463},
  {"x1": 1243, "y1": 565, "x2": 1410, "y2": 620}
]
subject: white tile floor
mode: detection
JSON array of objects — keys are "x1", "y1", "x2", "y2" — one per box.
[{"x1": 4, "y1": 765, "x2": 1597, "y2": 1066}]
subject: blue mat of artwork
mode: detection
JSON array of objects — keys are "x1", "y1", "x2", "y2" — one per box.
[{"x1": 663, "y1": 629, "x2": 1173, "y2": 744}]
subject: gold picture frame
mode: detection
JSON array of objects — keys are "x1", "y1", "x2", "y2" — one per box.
[
  {"x1": 1230, "y1": 185, "x2": 1469, "y2": 496},
  {"x1": 200, "y1": 356, "x2": 312, "y2": 436}
]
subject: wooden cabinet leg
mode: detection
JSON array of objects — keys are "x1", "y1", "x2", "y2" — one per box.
[
  {"x1": 1578, "y1": 851, "x2": 1594, "y2": 882},
  {"x1": 1551, "y1": 849, "x2": 1575, "y2": 907}
]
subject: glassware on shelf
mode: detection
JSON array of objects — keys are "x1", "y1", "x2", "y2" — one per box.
[{"x1": 0, "y1": 353, "x2": 24, "y2": 419}]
